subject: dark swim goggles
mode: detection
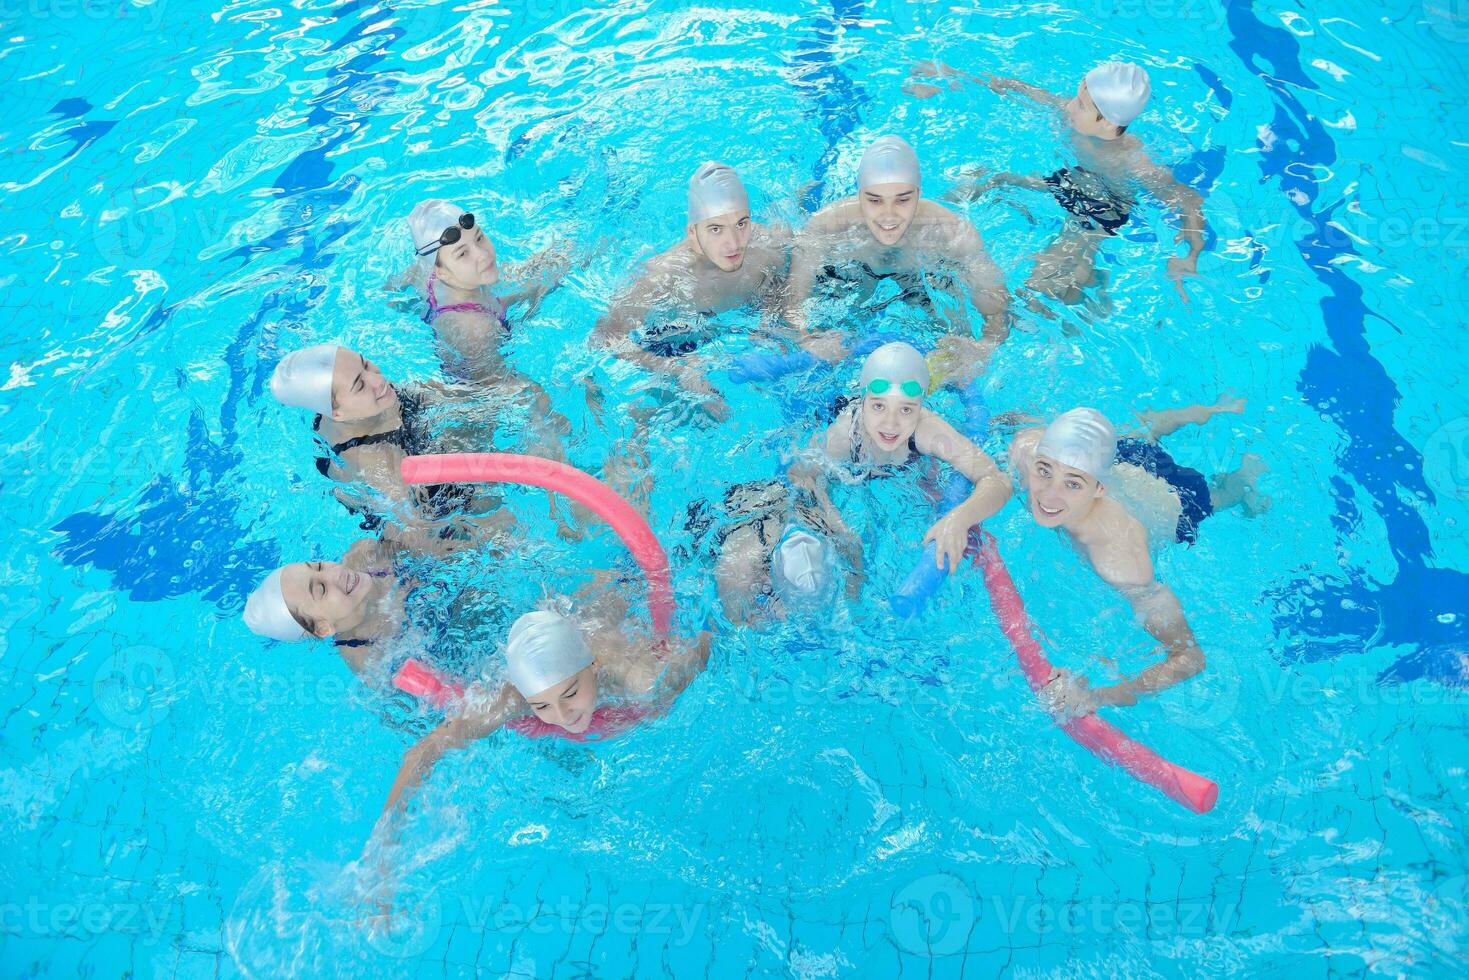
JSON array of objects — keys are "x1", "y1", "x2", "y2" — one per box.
[
  {"x1": 415, "y1": 212, "x2": 476, "y2": 256},
  {"x1": 865, "y1": 377, "x2": 925, "y2": 398}
]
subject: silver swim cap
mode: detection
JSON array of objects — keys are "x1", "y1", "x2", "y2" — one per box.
[
  {"x1": 270, "y1": 344, "x2": 339, "y2": 415},
  {"x1": 857, "y1": 341, "x2": 930, "y2": 397},
  {"x1": 1035, "y1": 408, "x2": 1117, "y2": 481},
  {"x1": 407, "y1": 199, "x2": 470, "y2": 266},
  {"x1": 1084, "y1": 62, "x2": 1151, "y2": 127},
  {"x1": 504, "y1": 610, "x2": 594, "y2": 698},
  {"x1": 857, "y1": 135, "x2": 921, "y2": 191},
  {"x1": 687, "y1": 161, "x2": 750, "y2": 224},
  {"x1": 771, "y1": 526, "x2": 834, "y2": 603},
  {"x1": 243, "y1": 568, "x2": 309, "y2": 642}
]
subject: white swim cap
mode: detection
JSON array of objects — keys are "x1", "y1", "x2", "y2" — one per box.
[
  {"x1": 687, "y1": 161, "x2": 749, "y2": 224},
  {"x1": 504, "y1": 610, "x2": 594, "y2": 698},
  {"x1": 1035, "y1": 408, "x2": 1117, "y2": 481},
  {"x1": 771, "y1": 526, "x2": 834, "y2": 604},
  {"x1": 857, "y1": 135, "x2": 921, "y2": 191},
  {"x1": 243, "y1": 568, "x2": 309, "y2": 642},
  {"x1": 1084, "y1": 62, "x2": 1151, "y2": 127},
  {"x1": 407, "y1": 199, "x2": 470, "y2": 265},
  {"x1": 270, "y1": 344, "x2": 339, "y2": 416},
  {"x1": 858, "y1": 341, "x2": 930, "y2": 398}
]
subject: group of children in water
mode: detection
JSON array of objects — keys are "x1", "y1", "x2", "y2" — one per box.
[{"x1": 239, "y1": 61, "x2": 1268, "y2": 831}]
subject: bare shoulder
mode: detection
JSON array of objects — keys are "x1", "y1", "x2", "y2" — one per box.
[{"x1": 1086, "y1": 502, "x2": 1154, "y2": 589}]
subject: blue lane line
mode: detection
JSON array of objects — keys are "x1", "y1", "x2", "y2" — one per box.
[{"x1": 1224, "y1": 2, "x2": 1468, "y2": 663}]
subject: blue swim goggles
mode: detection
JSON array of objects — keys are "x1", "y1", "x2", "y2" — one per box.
[{"x1": 865, "y1": 377, "x2": 925, "y2": 398}]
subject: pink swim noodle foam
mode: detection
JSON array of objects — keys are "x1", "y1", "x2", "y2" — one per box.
[
  {"x1": 400, "y1": 452, "x2": 674, "y2": 635},
  {"x1": 975, "y1": 532, "x2": 1219, "y2": 815}
]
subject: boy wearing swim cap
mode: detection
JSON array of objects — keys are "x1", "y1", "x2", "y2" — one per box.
[
  {"x1": 1007, "y1": 402, "x2": 1269, "y2": 717},
  {"x1": 915, "y1": 61, "x2": 1206, "y2": 305},
  {"x1": 369, "y1": 587, "x2": 711, "y2": 836},
  {"x1": 594, "y1": 161, "x2": 793, "y2": 422},
  {"x1": 242, "y1": 538, "x2": 410, "y2": 681},
  {"x1": 784, "y1": 136, "x2": 1011, "y2": 383},
  {"x1": 792, "y1": 342, "x2": 1011, "y2": 570}
]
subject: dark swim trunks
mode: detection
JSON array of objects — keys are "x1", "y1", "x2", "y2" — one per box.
[
  {"x1": 1114, "y1": 439, "x2": 1214, "y2": 545},
  {"x1": 816, "y1": 261, "x2": 959, "y2": 312},
  {"x1": 1044, "y1": 166, "x2": 1132, "y2": 236},
  {"x1": 635, "y1": 314, "x2": 720, "y2": 359}
]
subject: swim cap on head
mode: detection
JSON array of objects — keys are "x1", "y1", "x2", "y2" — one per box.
[
  {"x1": 857, "y1": 135, "x2": 921, "y2": 191},
  {"x1": 270, "y1": 344, "x2": 339, "y2": 415},
  {"x1": 407, "y1": 199, "x2": 469, "y2": 264},
  {"x1": 504, "y1": 610, "x2": 594, "y2": 698},
  {"x1": 243, "y1": 568, "x2": 309, "y2": 642},
  {"x1": 858, "y1": 341, "x2": 930, "y2": 398},
  {"x1": 1084, "y1": 62, "x2": 1151, "y2": 127},
  {"x1": 772, "y1": 526, "x2": 833, "y2": 603},
  {"x1": 1035, "y1": 408, "x2": 1117, "y2": 481},
  {"x1": 687, "y1": 161, "x2": 749, "y2": 224}
]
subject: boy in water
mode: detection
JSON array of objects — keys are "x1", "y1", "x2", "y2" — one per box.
[
  {"x1": 912, "y1": 61, "x2": 1205, "y2": 305},
  {"x1": 594, "y1": 161, "x2": 792, "y2": 422},
  {"x1": 784, "y1": 136, "x2": 1011, "y2": 386},
  {"x1": 1007, "y1": 404, "x2": 1267, "y2": 716}
]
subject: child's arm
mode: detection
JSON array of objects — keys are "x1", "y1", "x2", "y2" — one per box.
[
  {"x1": 1132, "y1": 155, "x2": 1206, "y2": 298},
  {"x1": 368, "y1": 685, "x2": 523, "y2": 844},
  {"x1": 948, "y1": 219, "x2": 1012, "y2": 344},
  {"x1": 983, "y1": 73, "x2": 1066, "y2": 107},
  {"x1": 1084, "y1": 534, "x2": 1206, "y2": 708},
  {"x1": 918, "y1": 415, "x2": 1013, "y2": 567}
]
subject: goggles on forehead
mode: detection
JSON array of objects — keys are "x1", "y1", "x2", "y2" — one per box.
[{"x1": 415, "y1": 212, "x2": 476, "y2": 256}]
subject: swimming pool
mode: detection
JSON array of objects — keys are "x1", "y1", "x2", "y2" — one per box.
[{"x1": 3, "y1": 0, "x2": 1467, "y2": 975}]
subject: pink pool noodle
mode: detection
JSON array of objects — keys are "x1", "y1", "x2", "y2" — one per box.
[
  {"x1": 393, "y1": 658, "x2": 464, "y2": 709},
  {"x1": 400, "y1": 452, "x2": 673, "y2": 635},
  {"x1": 975, "y1": 532, "x2": 1219, "y2": 814},
  {"x1": 393, "y1": 452, "x2": 674, "y2": 706}
]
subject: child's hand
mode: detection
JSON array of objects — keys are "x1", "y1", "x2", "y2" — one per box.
[
  {"x1": 1040, "y1": 668, "x2": 1100, "y2": 720},
  {"x1": 800, "y1": 330, "x2": 848, "y2": 364},
  {"x1": 921, "y1": 510, "x2": 972, "y2": 571}
]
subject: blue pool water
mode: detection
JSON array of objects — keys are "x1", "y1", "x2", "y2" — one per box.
[{"x1": 3, "y1": 0, "x2": 1468, "y2": 976}]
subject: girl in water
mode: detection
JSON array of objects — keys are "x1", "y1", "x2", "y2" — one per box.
[
  {"x1": 242, "y1": 538, "x2": 412, "y2": 683},
  {"x1": 270, "y1": 343, "x2": 516, "y2": 552},
  {"x1": 369, "y1": 582, "x2": 710, "y2": 829},
  {"x1": 793, "y1": 341, "x2": 1012, "y2": 571}
]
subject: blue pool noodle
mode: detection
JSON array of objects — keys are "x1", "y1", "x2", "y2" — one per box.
[
  {"x1": 890, "y1": 382, "x2": 989, "y2": 620},
  {"x1": 728, "y1": 332, "x2": 912, "y2": 384}
]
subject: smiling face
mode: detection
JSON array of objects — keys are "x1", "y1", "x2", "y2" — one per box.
[
  {"x1": 330, "y1": 348, "x2": 398, "y2": 422},
  {"x1": 523, "y1": 664, "x2": 600, "y2": 734},
  {"x1": 858, "y1": 182, "x2": 919, "y2": 245},
  {"x1": 278, "y1": 560, "x2": 373, "y2": 638},
  {"x1": 687, "y1": 210, "x2": 752, "y2": 272},
  {"x1": 1027, "y1": 455, "x2": 1104, "y2": 528},
  {"x1": 861, "y1": 393, "x2": 922, "y2": 454},
  {"x1": 434, "y1": 222, "x2": 499, "y2": 289},
  {"x1": 1063, "y1": 81, "x2": 1124, "y2": 139}
]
